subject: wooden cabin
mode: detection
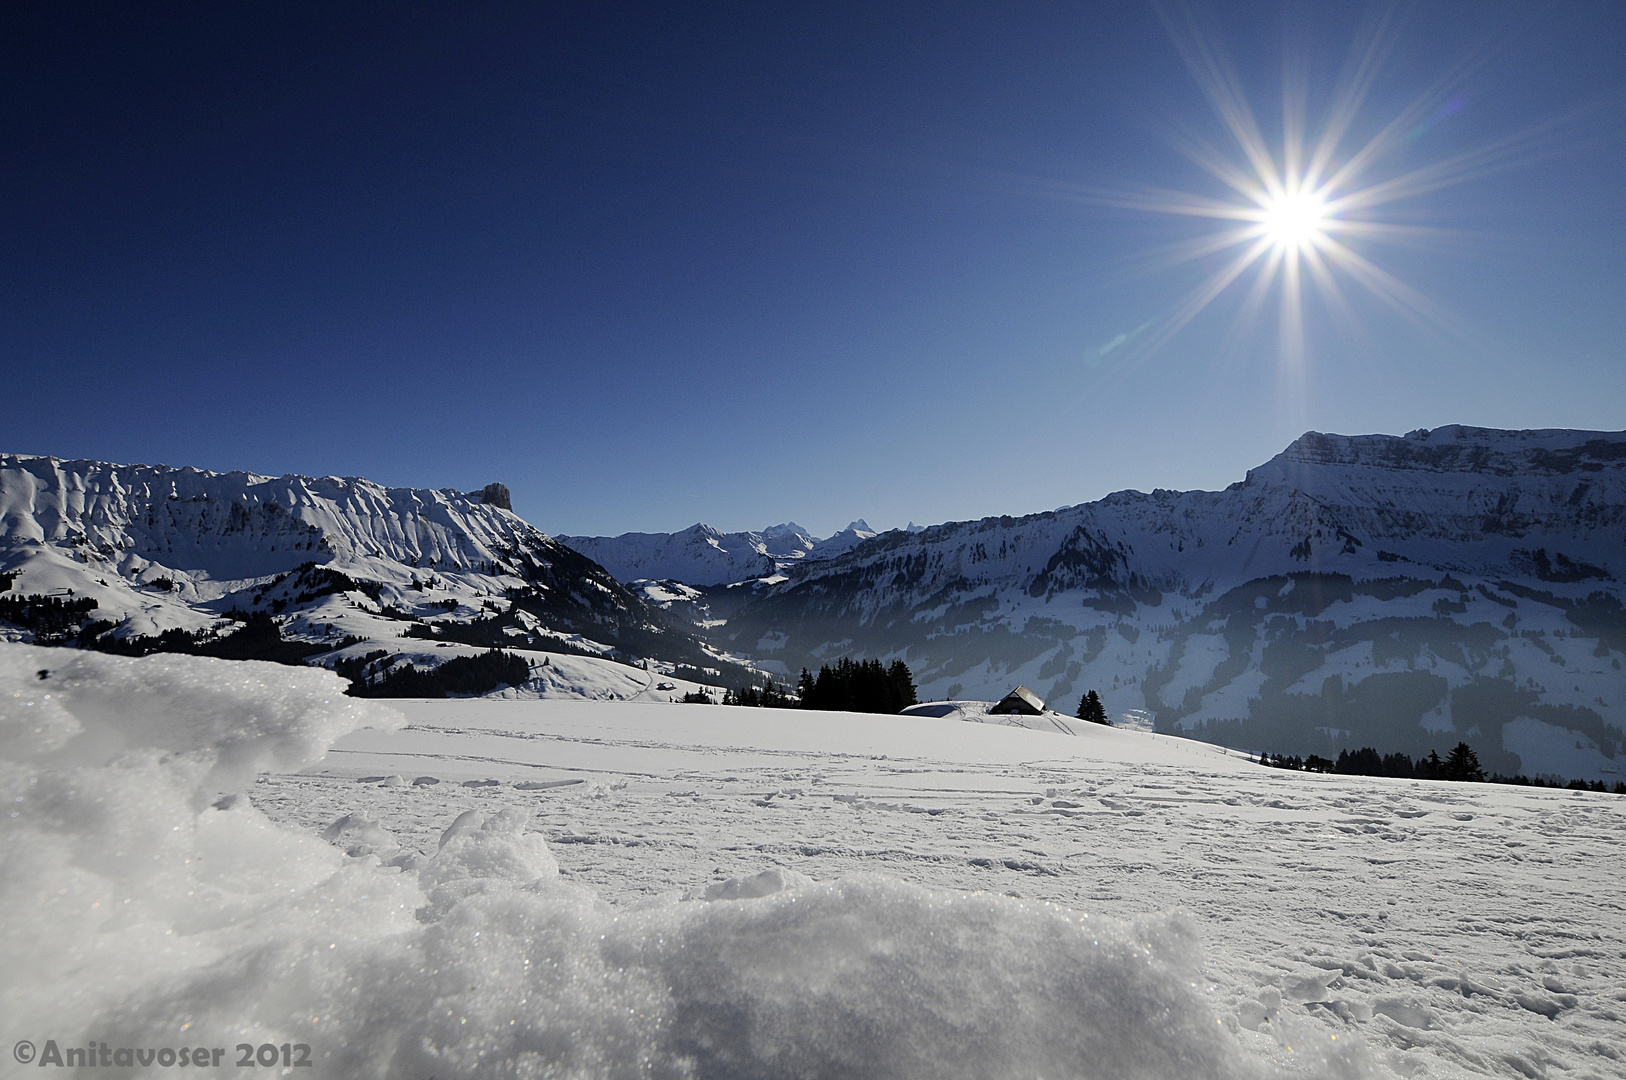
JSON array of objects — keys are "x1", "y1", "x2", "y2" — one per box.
[{"x1": 989, "y1": 685, "x2": 1046, "y2": 715}]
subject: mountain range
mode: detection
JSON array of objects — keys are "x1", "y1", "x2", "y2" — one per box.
[
  {"x1": 3, "y1": 425, "x2": 1623, "y2": 781},
  {"x1": 555, "y1": 520, "x2": 881, "y2": 586},
  {"x1": 573, "y1": 426, "x2": 1626, "y2": 782},
  {"x1": 0, "y1": 454, "x2": 750, "y2": 688}
]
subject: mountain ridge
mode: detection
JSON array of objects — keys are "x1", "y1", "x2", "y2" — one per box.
[
  {"x1": 4, "y1": 426, "x2": 1623, "y2": 780},
  {"x1": 0, "y1": 453, "x2": 751, "y2": 687},
  {"x1": 685, "y1": 425, "x2": 1625, "y2": 782},
  {"x1": 556, "y1": 519, "x2": 883, "y2": 586}
]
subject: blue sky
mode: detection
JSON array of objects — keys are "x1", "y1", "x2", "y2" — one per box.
[{"x1": 4, "y1": 2, "x2": 1623, "y2": 538}]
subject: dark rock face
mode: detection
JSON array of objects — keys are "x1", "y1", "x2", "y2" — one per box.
[{"x1": 476, "y1": 483, "x2": 512, "y2": 511}]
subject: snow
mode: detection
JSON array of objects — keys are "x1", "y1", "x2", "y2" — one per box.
[
  {"x1": 557, "y1": 523, "x2": 781, "y2": 586},
  {"x1": 8, "y1": 433, "x2": 1623, "y2": 784},
  {"x1": 6, "y1": 640, "x2": 1624, "y2": 1078},
  {"x1": 314, "y1": 637, "x2": 729, "y2": 702},
  {"x1": 633, "y1": 578, "x2": 704, "y2": 604},
  {"x1": 1156, "y1": 632, "x2": 1232, "y2": 708},
  {"x1": 0, "y1": 454, "x2": 576, "y2": 649},
  {"x1": 804, "y1": 519, "x2": 882, "y2": 560},
  {"x1": 755, "y1": 521, "x2": 819, "y2": 558},
  {"x1": 317, "y1": 696, "x2": 1251, "y2": 784},
  {"x1": 900, "y1": 698, "x2": 1117, "y2": 738},
  {"x1": 0, "y1": 454, "x2": 537, "y2": 579},
  {"x1": 0, "y1": 541, "x2": 226, "y2": 640},
  {"x1": 560, "y1": 519, "x2": 888, "y2": 584},
  {"x1": 706, "y1": 425, "x2": 1626, "y2": 780}
]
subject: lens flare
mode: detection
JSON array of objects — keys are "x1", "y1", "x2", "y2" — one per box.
[
  {"x1": 1257, "y1": 190, "x2": 1327, "y2": 251},
  {"x1": 1050, "y1": 4, "x2": 1561, "y2": 375}
]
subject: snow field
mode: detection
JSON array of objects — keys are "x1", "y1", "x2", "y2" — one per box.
[
  {"x1": 275, "y1": 699, "x2": 1626, "y2": 1080},
  {"x1": 2, "y1": 643, "x2": 1387, "y2": 1079},
  {"x1": 4, "y1": 641, "x2": 1623, "y2": 1078}
]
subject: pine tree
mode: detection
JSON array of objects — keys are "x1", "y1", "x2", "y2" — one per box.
[
  {"x1": 887, "y1": 659, "x2": 918, "y2": 710},
  {"x1": 1075, "y1": 690, "x2": 1109, "y2": 725},
  {"x1": 1443, "y1": 742, "x2": 1485, "y2": 783}
]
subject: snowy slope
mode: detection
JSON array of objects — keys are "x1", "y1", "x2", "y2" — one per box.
[
  {"x1": 7, "y1": 428, "x2": 1623, "y2": 778},
  {"x1": 319, "y1": 638, "x2": 729, "y2": 703},
  {"x1": 758, "y1": 520, "x2": 819, "y2": 558},
  {"x1": 0, "y1": 456, "x2": 542, "y2": 578},
  {"x1": 0, "y1": 454, "x2": 752, "y2": 685},
  {"x1": 704, "y1": 427, "x2": 1626, "y2": 781},
  {"x1": 7, "y1": 644, "x2": 1619, "y2": 1080},
  {"x1": 301, "y1": 696, "x2": 1626, "y2": 1080},
  {"x1": 803, "y1": 518, "x2": 881, "y2": 560},
  {"x1": 899, "y1": 698, "x2": 1103, "y2": 736}
]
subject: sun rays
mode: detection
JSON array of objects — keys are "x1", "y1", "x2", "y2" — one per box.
[{"x1": 1071, "y1": 3, "x2": 1569, "y2": 378}]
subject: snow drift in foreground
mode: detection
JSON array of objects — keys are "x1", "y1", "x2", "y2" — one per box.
[{"x1": 0, "y1": 644, "x2": 1368, "y2": 1079}]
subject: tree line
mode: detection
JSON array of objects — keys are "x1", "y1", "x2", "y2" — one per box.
[
  {"x1": 1261, "y1": 741, "x2": 1625, "y2": 793},
  {"x1": 798, "y1": 658, "x2": 918, "y2": 713},
  {"x1": 711, "y1": 668, "x2": 1126, "y2": 723},
  {"x1": 696, "y1": 657, "x2": 919, "y2": 714},
  {"x1": 0, "y1": 592, "x2": 100, "y2": 642},
  {"x1": 344, "y1": 648, "x2": 531, "y2": 698}
]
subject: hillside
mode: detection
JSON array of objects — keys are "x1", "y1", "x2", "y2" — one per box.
[
  {"x1": 696, "y1": 427, "x2": 1626, "y2": 782},
  {"x1": 6, "y1": 427, "x2": 1623, "y2": 781},
  {"x1": 0, "y1": 454, "x2": 752, "y2": 688}
]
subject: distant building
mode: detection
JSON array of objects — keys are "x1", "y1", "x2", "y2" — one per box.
[{"x1": 989, "y1": 685, "x2": 1046, "y2": 715}]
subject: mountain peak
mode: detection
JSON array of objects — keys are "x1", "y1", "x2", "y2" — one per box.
[
  {"x1": 472, "y1": 482, "x2": 511, "y2": 511},
  {"x1": 1272, "y1": 426, "x2": 1626, "y2": 478}
]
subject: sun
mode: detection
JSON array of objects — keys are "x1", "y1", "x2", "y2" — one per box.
[
  {"x1": 1074, "y1": 6, "x2": 1536, "y2": 372},
  {"x1": 1257, "y1": 189, "x2": 1328, "y2": 251}
]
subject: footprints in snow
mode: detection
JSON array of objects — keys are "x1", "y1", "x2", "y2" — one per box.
[{"x1": 354, "y1": 773, "x2": 586, "y2": 792}]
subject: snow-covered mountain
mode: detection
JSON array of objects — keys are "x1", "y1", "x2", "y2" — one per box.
[
  {"x1": 758, "y1": 522, "x2": 819, "y2": 559},
  {"x1": 557, "y1": 519, "x2": 880, "y2": 585},
  {"x1": 0, "y1": 454, "x2": 751, "y2": 686},
  {"x1": 557, "y1": 520, "x2": 857, "y2": 585},
  {"x1": 806, "y1": 519, "x2": 881, "y2": 560},
  {"x1": 697, "y1": 427, "x2": 1626, "y2": 782},
  {"x1": 8, "y1": 427, "x2": 1624, "y2": 780},
  {"x1": 555, "y1": 523, "x2": 781, "y2": 587}
]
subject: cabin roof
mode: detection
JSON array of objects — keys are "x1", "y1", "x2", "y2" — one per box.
[{"x1": 990, "y1": 685, "x2": 1046, "y2": 715}]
